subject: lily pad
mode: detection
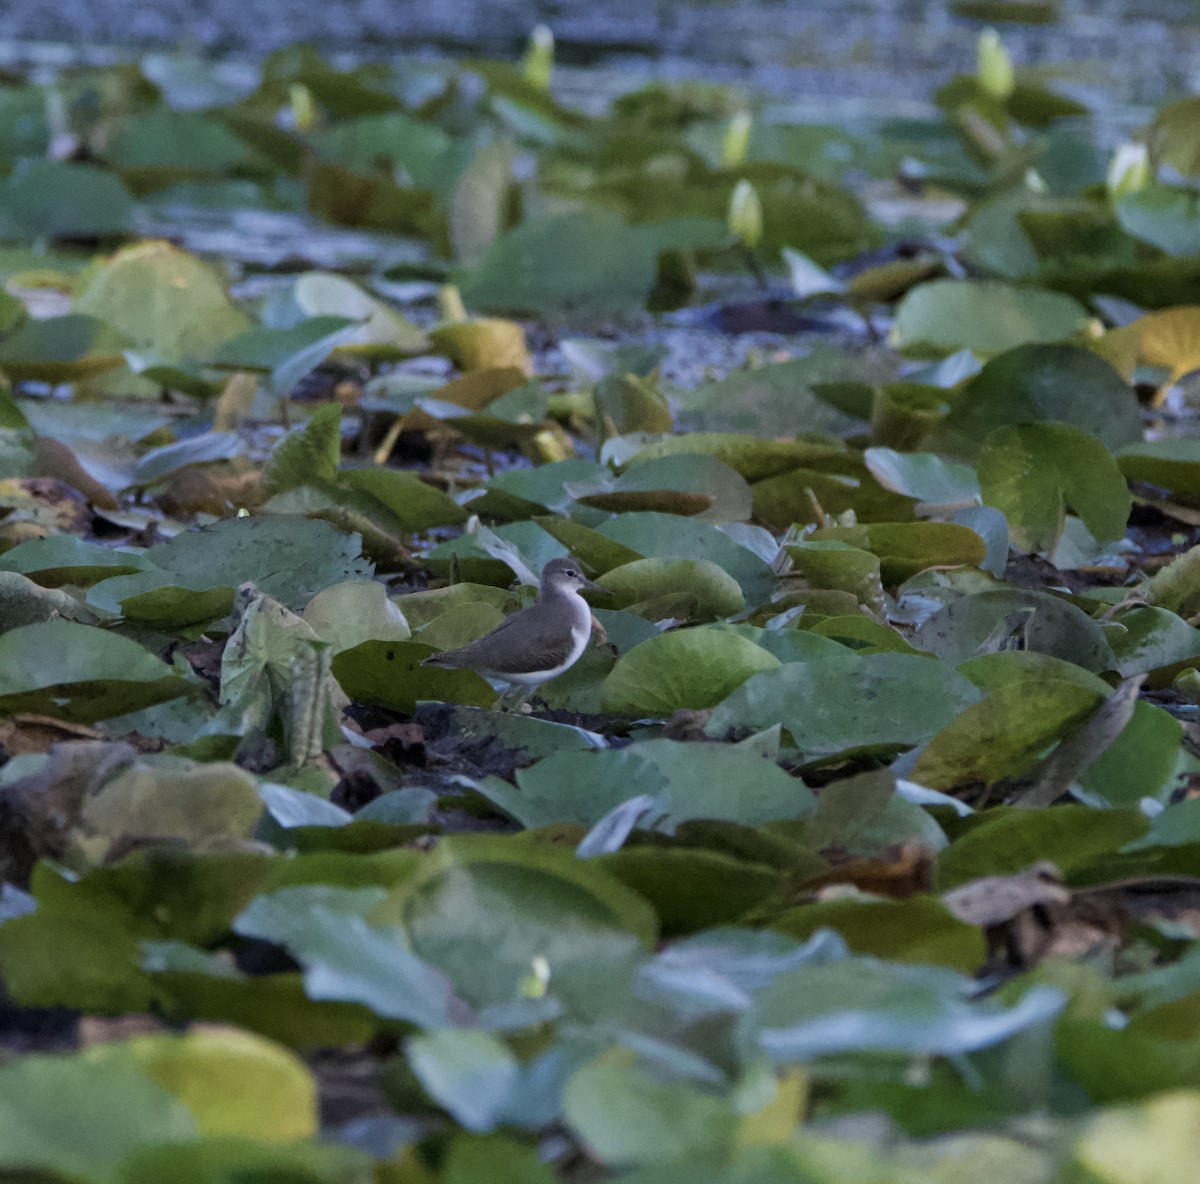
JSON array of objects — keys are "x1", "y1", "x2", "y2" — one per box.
[
  {"x1": 977, "y1": 422, "x2": 1132, "y2": 552},
  {"x1": 73, "y1": 240, "x2": 248, "y2": 364},
  {"x1": 708, "y1": 651, "x2": 981, "y2": 761},
  {"x1": 914, "y1": 588, "x2": 1117, "y2": 671},
  {"x1": 0, "y1": 619, "x2": 192, "y2": 721},
  {"x1": 459, "y1": 207, "x2": 727, "y2": 315},
  {"x1": 332, "y1": 639, "x2": 494, "y2": 712},
  {"x1": 598, "y1": 558, "x2": 745, "y2": 622},
  {"x1": 601, "y1": 626, "x2": 780, "y2": 716},
  {"x1": 890, "y1": 279, "x2": 1089, "y2": 357},
  {"x1": 939, "y1": 343, "x2": 1142, "y2": 455}
]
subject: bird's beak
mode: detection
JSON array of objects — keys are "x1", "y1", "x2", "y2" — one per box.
[{"x1": 580, "y1": 573, "x2": 608, "y2": 595}]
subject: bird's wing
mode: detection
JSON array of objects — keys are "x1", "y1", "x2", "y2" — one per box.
[{"x1": 438, "y1": 607, "x2": 586, "y2": 675}]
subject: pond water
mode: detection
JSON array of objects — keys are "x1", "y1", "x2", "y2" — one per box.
[
  {"x1": 0, "y1": 0, "x2": 1195, "y2": 127},
  {"x1": 0, "y1": 2, "x2": 1196, "y2": 388}
]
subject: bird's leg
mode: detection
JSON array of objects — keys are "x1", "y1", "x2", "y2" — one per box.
[{"x1": 509, "y1": 684, "x2": 537, "y2": 713}]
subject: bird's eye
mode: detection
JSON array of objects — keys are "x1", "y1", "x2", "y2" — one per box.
[{"x1": 566, "y1": 569, "x2": 578, "y2": 577}]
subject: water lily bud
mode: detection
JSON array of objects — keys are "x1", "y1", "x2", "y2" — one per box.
[
  {"x1": 437, "y1": 284, "x2": 469, "y2": 324},
  {"x1": 721, "y1": 110, "x2": 753, "y2": 168},
  {"x1": 977, "y1": 28, "x2": 1015, "y2": 101},
  {"x1": 522, "y1": 24, "x2": 554, "y2": 90},
  {"x1": 289, "y1": 83, "x2": 316, "y2": 132},
  {"x1": 728, "y1": 179, "x2": 763, "y2": 249},
  {"x1": 1107, "y1": 142, "x2": 1151, "y2": 200}
]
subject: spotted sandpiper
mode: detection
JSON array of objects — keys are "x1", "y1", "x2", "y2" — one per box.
[{"x1": 421, "y1": 557, "x2": 607, "y2": 707}]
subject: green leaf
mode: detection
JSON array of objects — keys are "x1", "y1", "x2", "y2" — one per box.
[
  {"x1": 0, "y1": 313, "x2": 128, "y2": 382},
  {"x1": 751, "y1": 957, "x2": 1065, "y2": 1060},
  {"x1": 79, "y1": 756, "x2": 263, "y2": 863},
  {"x1": 0, "y1": 533, "x2": 148, "y2": 587},
  {"x1": 708, "y1": 652, "x2": 981, "y2": 761},
  {"x1": 570, "y1": 455, "x2": 752, "y2": 524},
  {"x1": 912, "y1": 678, "x2": 1102, "y2": 789},
  {"x1": 234, "y1": 885, "x2": 464, "y2": 1027},
  {"x1": 0, "y1": 160, "x2": 134, "y2": 237},
  {"x1": 914, "y1": 588, "x2": 1117, "y2": 671},
  {"x1": 0, "y1": 619, "x2": 190, "y2": 722},
  {"x1": 771, "y1": 896, "x2": 985, "y2": 972},
  {"x1": 597, "y1": 511, "x2": 776, "y2": 605},
  {"x1": 936, "y1": 805, "x2": 1148, "y2": 889},
  {"x1": 0, "y1": 1053, "x2": 195, "y2": 1182},
  {"x1": 406, "y1": 1029, "x2": 521, "y2": 1132},
  {"x1": 132, "y1": 431, "x2": 243, "y2": 485},
  {"x1": 813, "y1": 521, "x2": 989, "y2": 584},
  {"x1": 599, "y1": 558, "x2": 745, "y2": 622},
  {"x1": 939, "y1": 343, "x2": 1142, "y2": 455},
  {"x1": 626, "y1": 431, "x2": 847, "y2": 483},
  {"x1": 1116, "y1": 184, "x2": 1200, "y2": 256},
  {"x1": 564, "y1": 1058, "x2": 737, "y2": 1167},
  {"x1": 212, "y1": 315, "x2": 361, "y2": 394},
  {"x1": 101, "y1": 1026, "x2": 317, "y2": 1140},
  {"x1": 459, "y1": 207, "x2": 727, "y2": 315},
  {"x1": 341, "y1": 466, "x2": 470, "y2": 530},
  {"x1": 890, "y1": 279, "x2": 1089, "y2": 357},
  {"x1": 264, "y1": 403, "x2": 343, "y2": 494},
  {"x1": 977, "y1": 422, "x2": 1131, "y2": 552},
  {"x1": 602, "y1": 626, "x2": 780, "y2": 715},
  {"x1": 378, "y1": 834, "x2": 657, "y2": 1015},
  {"x1": 301, "y1": 578, "x2": 410, "y2": 654},
  {"x1": 139, "y1": 515, "x2": 372, "y2": 612},
  {"x1": 0, "y1": 387, "x2": 34, "y2": 477},
  {"x1": 292, "y1": 271, "x2": 430, "y2": 355},
  {"x1": 479, "y1": 737, "x2": 814, "y2": 830},
  {"x1": 332, "y1": 638, "x2": 495, "y2": 712},
  {"x1": 73, "y1": 240, "x2": 248, "y2": 364},
  {"x1": 863, "y1": 447, "x2": 981, "y2": 506}
]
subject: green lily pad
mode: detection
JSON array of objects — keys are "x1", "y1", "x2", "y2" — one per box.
[
  {"x1": 0, "y1": 160, "x2": 135, "y2": 238},
  {"x1": 332, "y1": 638, "x2": 494, "y2": 712},
  {"x1": 301, "y1": 579, "x2": 411, "y2": 655},
  {"x1": 392, "y1": 582, "x2": 520, "y2": 628},
  {"x1": 863, "y1": 447, "x2": 981, "y2": 507},
  {"x1": 599, "y1": 558, "x2": 745, "y2": 622},
  {"x1": 596, "y1": 512, "x2": 776, "y2": 605},
  {"x1": 342, "y1": 466, "x2": 470, "y2": 531},
  {"x1": 0, "y1": 1053, "x2": 196, "y2": 1182},
  {"x1": 458, "y1": 207, "x2": 727, "y2": 315},
  {"x1": 73, "y1": 240, "x2": 248, "y2": 364},
  {"x1": 890, "y1": 279, "x2": 1089, "y2": 357},
  {"x1": 479, "y1": 736, "x2": 812, "y2": 831},
  {"x1": 0, "y1": 535, "x2": 149, "y2": 587},
  {"x1": 0, "y1": 619, "x2": 191, "y2": 722},
  {"x1": 1116, "y1": 184, "x2": 1200, "y2": 257},
  {"x1": 377, "y1": 834, "x2": 656, "y2": 1014},
  {"x1": 625, "y1": 431, "x2": 848, "y2": 482},
  {"x1": 771, "y1": 896, "x2": 985, "y2": 972},
  {"x1": 293, "y1": 271, "x2": 430, "y2": 356},
  {"x1": 937, "y1": 805, "x2": 1148, "y2": 889},
  {"x1": 569, "y1": 455, "x2": 752, "y2": 524},
  {"x1": 914, "y1": 588, "x2": 1117, "y2": 671},
  {"x1": 911, "y1": 678, "x2": 1102, "y2": 789},
  {"x1": 939, "y1": 343, "x2": 1142, "y2": 455},
  {"x1": 564, "y1": 1059, "x2": 736, "y2": 1168},
  {"x1": 708, "y1": 651, "x2": 981, "y2": 761},
  {"x1": 601, "y1": 626, "x2": 779, "y2": 716},
  {"x1": 0, "y1": 314, "x2": 128, "y2": 382},
  {"x1": 1119, "y1": 439, "x2": 1200, "y2": 507},
  {"x1": 139, "y1": 515, "x2": 373, "y2": 613},
  {"x1": 977, "y1": 421, "x2": 1132, "y2": 552}
]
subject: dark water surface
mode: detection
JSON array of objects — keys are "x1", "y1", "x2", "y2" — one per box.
[{"x1": 0, "y1": 1, "x2": 1196, "y2": 126}]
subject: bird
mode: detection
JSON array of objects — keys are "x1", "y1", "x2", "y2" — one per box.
[{"x1": 420, "y1": 557, "x2": 607, "y2": 709}]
